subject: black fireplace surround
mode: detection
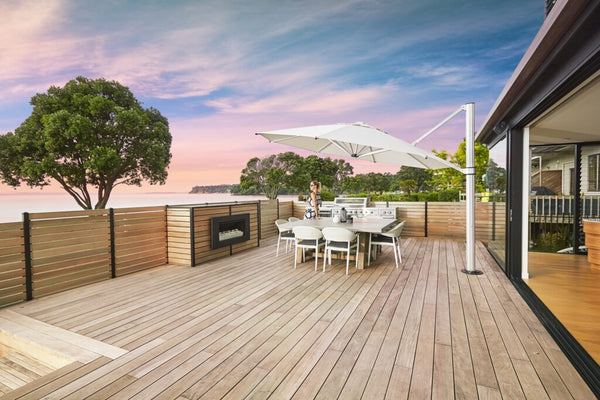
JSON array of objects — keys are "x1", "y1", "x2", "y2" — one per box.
[{"x1": 210, "y1": 213, "x2": 250, "y2": 249}]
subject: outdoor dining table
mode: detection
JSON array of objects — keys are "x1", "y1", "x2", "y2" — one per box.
[{"x1": 281, "y1": 217, "x2": 400, "y2": 269}]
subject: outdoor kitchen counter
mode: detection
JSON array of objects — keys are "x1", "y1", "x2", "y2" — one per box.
[{"x1": 282, "y1": 217, "x2": 400, "y2": 269}]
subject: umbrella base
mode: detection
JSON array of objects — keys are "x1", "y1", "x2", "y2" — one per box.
[{"x1": 461, "y1": 268, "x2": 484, "y2": 275}]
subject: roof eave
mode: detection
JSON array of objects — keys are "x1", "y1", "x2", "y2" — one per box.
[{"x1": 476, "y1": 0, "x2": 590, "y2": 143}]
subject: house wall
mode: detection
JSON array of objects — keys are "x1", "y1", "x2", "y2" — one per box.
[
  {"x1": 581, "y1": 145, "x2": 600, "y2": 194},
  {"x1": 531, "y1": 145, "x2": 600, "y2": 195}
]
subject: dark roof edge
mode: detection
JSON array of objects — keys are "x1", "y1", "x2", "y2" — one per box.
[{"x1": 476, "y1": 0, "x2": 590, "y2": 143}]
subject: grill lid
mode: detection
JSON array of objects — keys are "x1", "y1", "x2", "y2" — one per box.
[{"x1": 333, "y1": 197, "x2": 367, "y2": 208}]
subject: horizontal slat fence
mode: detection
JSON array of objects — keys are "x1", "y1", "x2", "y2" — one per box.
[
  {"x1": 277, "y1": 200, "x2": 294, "y2": 221},
  {"x1": 260, "y1": 200, "x2": 294, "y2": 239},
  {"x1": 0, "y1": 222, "x2": 26, "y2": 306},
  {"x1": 28, "y1": 210, "x2": 112, "y2": 298},
  {"x1": 375, "y1": 201, "x2": 492, "y2": 240},
  {"x1": 291, "y1": 200, "x2": 494, "y2": 240},
  {"x1": 260, "y1": 200, "x2": 279, "y2": 239},
  {"x1": 382, "y1": 202, "x2": 426, "y2": 237},
  {"x1": 113, "y1": 206, "x2": 167, "y2": 276},
  {"x1": 0, "y1": 198, "x2": 505, "y2": 308},
  {"x1": 166, "y1": 207, "x2": 192, "y2": 266}
]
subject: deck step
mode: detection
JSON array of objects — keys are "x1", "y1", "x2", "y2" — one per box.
[{"x1": 0, "y1": 310, "x2": 128, "y2": 394}]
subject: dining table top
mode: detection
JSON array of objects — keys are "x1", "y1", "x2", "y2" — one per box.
[{"x1": 281, "y1": 217, "x2": 399, "y2": 234}]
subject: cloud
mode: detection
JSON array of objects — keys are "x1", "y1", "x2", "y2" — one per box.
[{"x1": 0, "y1": 0, "x2": 542, "y2": 192}]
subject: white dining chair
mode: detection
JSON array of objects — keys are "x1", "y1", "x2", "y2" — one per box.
[
  {"x1": 288, "y1": 216, "x2": 300, "y2": 222},
  {"x1": 368, "y1": 221, "x2": 405, "y2": 269},
  {"x1": 292, "y1": 226, "x2": 325, "y2": 271},
  {"x1": 322, "y1": 227, "x2": 359, "y2": 275},
  {"x1": 275, "y1": 219, "x2": 295, "y2": 256}
]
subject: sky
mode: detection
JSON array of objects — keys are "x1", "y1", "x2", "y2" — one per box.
[{"x1": 0, "y1": 0, "x2": 544, "y2": 194}]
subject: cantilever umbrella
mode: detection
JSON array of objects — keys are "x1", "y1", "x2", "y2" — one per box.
[
  {"x1": 255, "y1": 122, "x2": 460, "y2": 171},
  {"x1": 256, "y1": 108, "x2": 480, "y2": 275}
]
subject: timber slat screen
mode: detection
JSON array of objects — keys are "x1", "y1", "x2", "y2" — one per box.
[
  {"x1": 28, "y1": 210, "x2": 112, "y2": 299},
  {"x1": 166, "y1": 207, "x2": 192, "y2": 266},
  {"x1": 113, "y1": 206, "x2": 167, "y2": 276},
  {"x1": 259, "y1": 200, "x2": 279, "y2": 239},
  {"x1": 384, "y1": 202, "x2": 426, "y2": 237},
  {"x1": 260, "y1": 200, "x2": 293, "y2": 239},
  {"x1": 193, "y1": 204, "x2": 259, "y2": 265},
  {"x1": 167, "y1": 202, "x2": 264, "y2": 267},
  {"x1": 0, "y1": 199, "x2": 501, "y2": 309},
  {"x1": 0, "y1": 222, "x2": 26, "y2": 306}
]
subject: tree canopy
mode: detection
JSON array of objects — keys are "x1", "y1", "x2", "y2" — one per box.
[
  {"x1": 238, "y1": 141, "x2": 490, "y2": 200},
  {"x1": 0, "y1": 76, "x2": 172, "y2": 209},
  {"x1": 430, "y1": 141, "x2": 489, "y2": 192},
  {"x1": 238, "y1": 153, "x2": 353, "y2": 199}
]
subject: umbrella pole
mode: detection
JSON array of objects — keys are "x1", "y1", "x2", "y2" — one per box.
[{"x1": 462, "y1": 102, "x2": 483, "y2": 275}]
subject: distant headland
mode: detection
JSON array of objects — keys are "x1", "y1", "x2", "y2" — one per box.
[{"x1": 189, "y1": 184, "x2": 235, "y2": 194}]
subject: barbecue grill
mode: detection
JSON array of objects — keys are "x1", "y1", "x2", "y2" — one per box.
[{"x1": 319, "y1": 197, "x2": 396, "y2": 219}]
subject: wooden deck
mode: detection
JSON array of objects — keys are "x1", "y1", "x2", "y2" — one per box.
[
  {"x1": 526, "y1": 252, "x2": 600, "y2": 364},
  {"x1": 0, "y1": 237, "x2": 595, "y2": 399}
]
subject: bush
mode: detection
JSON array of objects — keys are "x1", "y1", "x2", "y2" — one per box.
[
  {"x1": 371, "y1": 193, "x2": 403, "y2": 202},
  {"x1": 438, "y1": 189, "x2": 459, "y2": 202},
  {"x1": 425, "y1": 192, "x2": 439, "y2": 201},
  {"x1": 352, "y1": 190, "x2": 461, "y2": 202},
  {"x1": 320, "y1": 190, "x2": 335, "y2": 201}
]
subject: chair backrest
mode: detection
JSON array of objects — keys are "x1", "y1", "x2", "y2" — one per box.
[
  {"x1": 288, "y1": 217, "x2": 300, "y2": 222},
  {"x1": 383, "y1": 220, "x2": 405, "y2": 238},
  {"x1": 293, "y1": 226, "x2": 323, "y2": 241},
  {"x1": 322, "y1": 227, "x2": 356, "y2": 242},
  {"x1": 275, "y1": 219, "x2": 290, "y2": 233}
]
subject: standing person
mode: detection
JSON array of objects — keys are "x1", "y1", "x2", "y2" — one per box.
[{"x1": 304, "y1": 180, "x2": 322, "y2": 220}]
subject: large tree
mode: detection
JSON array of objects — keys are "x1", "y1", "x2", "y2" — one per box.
[
  {"x1": 0, "y1": 76, "x2": 172, "y2": 209},
  {"x1": 239, "y1": 154, "x2": 288, "y2": 199},
  {"x1": 239, "y1": 153, "x2": 354, "y2": 198},
  {"x1": 394, "y1": 166, "x2": 432, "y2": 193}
]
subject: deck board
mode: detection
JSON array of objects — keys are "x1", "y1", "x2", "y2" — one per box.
[{"x1": 1, "y1": 237, "x2": 595, "y2": 399}]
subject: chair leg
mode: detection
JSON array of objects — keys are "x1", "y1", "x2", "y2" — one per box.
[
  {"x1": 275, "y1": 233, "x2": 281, "y2": 257},
  {"x1": 346, "y1": 246, "x2": 350, "y2": 275},
  {"x1": 323, "y1": 244, "x2": 328, "y2": 272},
  {"x1": 392, "y1": 239, "x2": 399, "y2": 269},
  {"x1": 356, "y1": 235, "x2": 360, "y2": 270},
  {"x1": 367, "y1": 234, "x2": 372, "y2": 266},
  {"x1": 314, "y1": 246, "x2": 319, "y2": 271},
  {"x1": 294, "y1": 242, "x2": 298, "y2": 269},
  {"x1": 397, "y1": 238, "x2": 402, "y2": 264}
]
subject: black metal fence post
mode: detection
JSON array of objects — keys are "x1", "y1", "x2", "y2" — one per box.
[
  {"x1": 23, "y1": 212, "x2": 33, "y2": 301},
  {"x1": 424, "y1": 201, "x2": 428, "y2": 237},
  {"x1": 257, "y1": 201, "x2": 261, "y2": 246},
  {"x1": 492, "y1": 199, "x2": 496, "y2": 241},
  {"x1": 109, "y1": 208, "x2": 116, "y2": 278},
  {"x1": 190, "y1": 207, "x2": 196, "y2": 267}
]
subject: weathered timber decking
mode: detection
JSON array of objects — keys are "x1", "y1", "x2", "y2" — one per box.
[{"x1": 1, "y1": 237, "x2": 595, "y2": 399}]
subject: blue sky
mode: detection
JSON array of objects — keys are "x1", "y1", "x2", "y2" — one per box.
[{"x1": 0, "y1": 0, "x2": 543, "y2": 193}]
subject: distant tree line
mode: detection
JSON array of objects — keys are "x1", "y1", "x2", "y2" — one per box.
[{"x1": 235, "y1": 142, "x2": 505, "y2": 201}]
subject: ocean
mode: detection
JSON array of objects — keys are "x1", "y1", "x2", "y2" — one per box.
[{"x1": 0, "y1": 192, "x2": 298, "y2": 223}]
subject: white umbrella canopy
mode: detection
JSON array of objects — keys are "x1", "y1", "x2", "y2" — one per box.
[{"x1": 256, "y1": 122, "x2": 460, "y2": 171}]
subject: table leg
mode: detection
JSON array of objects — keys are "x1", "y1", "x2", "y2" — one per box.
[{"x1": 357, "y1": 232, "x2": 369, "y2": 269}]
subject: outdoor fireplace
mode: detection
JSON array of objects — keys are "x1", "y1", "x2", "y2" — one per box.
[{"x1": 210, "y1": 213, "x2": 250, "y2": 249}]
